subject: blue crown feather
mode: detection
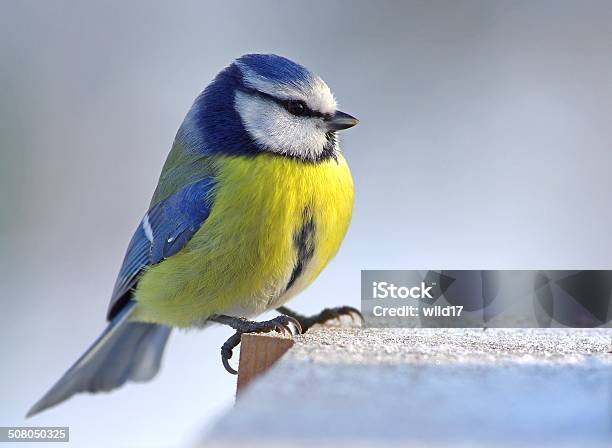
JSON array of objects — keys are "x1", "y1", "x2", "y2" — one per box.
[{"x1": 236, "y1": 54, "x2": 313, "y2": 86}]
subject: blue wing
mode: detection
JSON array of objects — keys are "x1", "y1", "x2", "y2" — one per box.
[{"x1": 107, "y1": 178, "x2": 216, "y2": 320}]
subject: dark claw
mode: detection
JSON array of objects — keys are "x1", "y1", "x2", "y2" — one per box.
[
  {"x1": 276, "y1": 305, "x2": 364, "y2": 334},
  {"x1": 221, "y1": 354, "x2": 237, "y2": 375},
  {"x1": 216, "y1": 315, "x2": 303, "y2": 375},
  {"x1": 342, "y1": 306, "x2": 365, "y2": 325},
  {"x1": 309, "y1": 306, "x2": 364, "y2": 331},
  {"x1": 287, "y1": 316, "x2": 302, "y2": 335},
  {"x1": 331, "y1": 306, "x2": 364, "y2": 325},
  {"x1": 220, "y1": 331, "x2": 241, "y2": 375}
]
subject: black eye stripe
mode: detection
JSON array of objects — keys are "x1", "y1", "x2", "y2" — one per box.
[
  {"x1": 285, "y1": 100, "x2": 306, "y2": 116},
  {"x1": 281, "y1": 99, "x2": 322, "y2": 118},
  {"x1": 238, "y1": 87, "x2": 331, "y2": 119}
]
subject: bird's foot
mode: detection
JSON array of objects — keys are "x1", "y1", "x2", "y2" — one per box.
[
  {"x1": 211, "y1": 315, "x2": 302, "y2": 374},
  {"x1": 277, "y1": 306, "x2": 364, "y2": 333}
]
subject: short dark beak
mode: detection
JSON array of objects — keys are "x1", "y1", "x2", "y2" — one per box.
[{"x1": 326, "y1": 110, "x2": 359, "y2": 131}]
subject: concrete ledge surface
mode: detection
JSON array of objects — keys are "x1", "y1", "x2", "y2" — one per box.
[{"x1": 203, "y1": 328, "x2": 612, "y2": 447}]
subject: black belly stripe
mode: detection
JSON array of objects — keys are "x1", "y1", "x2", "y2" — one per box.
[{"x1": 285, "y1": 208, "x2": 316, "y2": 291}]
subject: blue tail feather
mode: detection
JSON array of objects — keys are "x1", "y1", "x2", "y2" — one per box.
[{"x1": 27, "y1": 303, "x2": 171, "y2": 417}]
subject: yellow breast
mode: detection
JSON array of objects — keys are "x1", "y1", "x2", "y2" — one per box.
[{"x1": 132, "y1": 153, "x2": 354, "y2": 327}]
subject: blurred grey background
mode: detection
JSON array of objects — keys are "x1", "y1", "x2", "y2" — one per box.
[{"x1": 2, "y1": 0, "x2": 612, "y2": 446}]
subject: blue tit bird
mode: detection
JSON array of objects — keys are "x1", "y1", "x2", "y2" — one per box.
[{"x1": 27, "y1": 54, "x2": 360, "y2": 417}]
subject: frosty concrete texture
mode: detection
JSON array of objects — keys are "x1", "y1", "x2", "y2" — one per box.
[{"x1": 204, "y1": 328, "x2": 612, "y2": 447}]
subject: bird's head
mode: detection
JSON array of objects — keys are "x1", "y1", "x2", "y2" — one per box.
[{"x1": 178, "y1": 54, "x2": 358, "y2": 163}]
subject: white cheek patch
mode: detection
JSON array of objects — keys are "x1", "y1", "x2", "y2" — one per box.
[
  {"x1": 306, "y1": 78, "x2": 336, "y2": 115},
  {"x1": 235, "y1": 90, "x2": 330, "y2": 161}
]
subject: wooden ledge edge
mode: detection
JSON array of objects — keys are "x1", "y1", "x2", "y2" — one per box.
[{"x1": 236, "y1": 333, "x2": 295, "y2": 396}]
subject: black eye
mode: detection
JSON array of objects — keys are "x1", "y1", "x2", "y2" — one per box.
[{"x1": 286, "y1": 100, "x2": 306, "y2": 116}]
